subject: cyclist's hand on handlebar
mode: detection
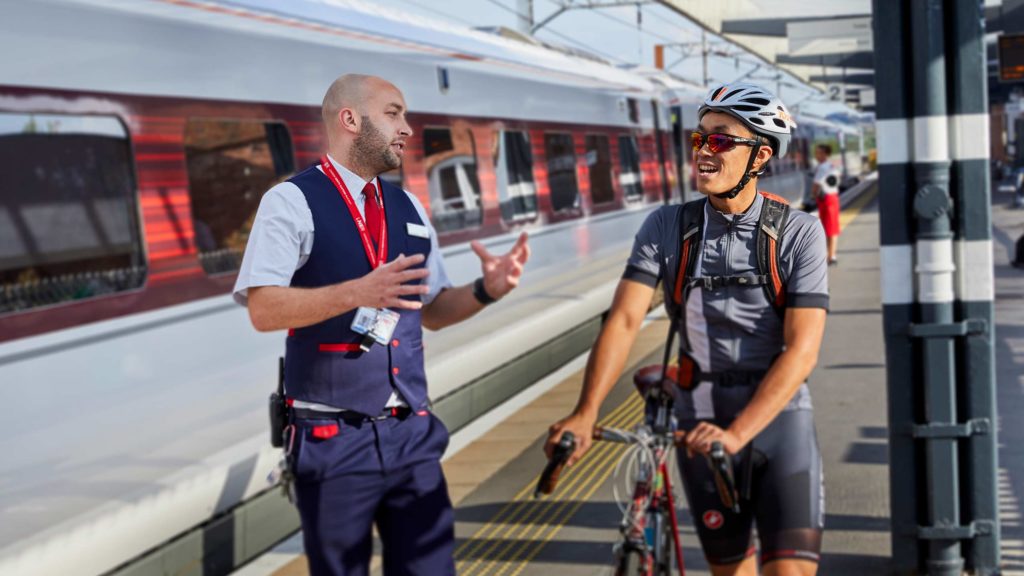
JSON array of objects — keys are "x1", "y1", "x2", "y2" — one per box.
[
  {"x1": 546, "y1": 413, "x2": 594, "y2": 467},
  {"x1": 682, "y1": 422, "x2": 744, "y2": 458}
]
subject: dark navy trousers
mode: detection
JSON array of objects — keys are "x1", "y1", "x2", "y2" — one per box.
[{"x1": 290, "y1": 410, "x2": 455, "y2": 576}]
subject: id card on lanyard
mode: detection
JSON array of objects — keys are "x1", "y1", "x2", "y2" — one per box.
[
  {"x1": 320, "y1": 156, "x2": 400, "y2": 350},
  {"x1": 320, "y1": 155, "x2": 387, "y2": 268}
]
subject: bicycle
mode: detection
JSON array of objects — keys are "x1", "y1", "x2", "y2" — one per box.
[{"x1": 538, "y1": 365, "x2": 740, "y2": 576}]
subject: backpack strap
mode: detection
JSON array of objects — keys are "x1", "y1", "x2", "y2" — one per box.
[
  {"x1": 672, "y1": 199, "x2": 705, "y2": 307},
  {"x1": 756, "y1": 191, "x2": 791, "y2": 311}
]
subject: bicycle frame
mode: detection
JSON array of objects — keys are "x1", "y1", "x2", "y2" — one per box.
[{"x1": 597, "y1": 385, "x2": 686, "y2": 576}]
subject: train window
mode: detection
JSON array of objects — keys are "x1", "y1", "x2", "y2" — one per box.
[
  {"x1": 423, "y1": 126, "x2": 482, "y2": 233},
  {"x1": 618, "y1": 135, "x2": 644, "y2": 200},
  {"x1": 0, "y1": 112, "x2": 145, "y2": 315},
  {"x1": 184, "y1": 119, "x2": 295, "y2": 276},
  {"x1": 544, "y1": 133, "x2": 580, "y2": 212},
  {"x1": 584, "y1": 134, "x2": 614, "y2": 205},
  {"x1": 495, "y1": 130, "x2": 537, "y2": 222}
]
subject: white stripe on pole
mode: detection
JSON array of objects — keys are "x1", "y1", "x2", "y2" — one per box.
[
  {"x1": 955, "y1": 239, "x2": 995, "y2": 302},
  {"x1": 881, "y1": 244, "x2": 915, "y2": 305},
  {"x1": 915, "y1": 239, "x2": 957, "y2": 304},
  {"x1": 949, "y1": 113, "x2": 991, "y2": 161},
  {"x1": 877, "y1": 118, "x2": 911, "y2": 165},
  {"x1": 913, "y1": 115, "x2": 951, "y2": 163}
]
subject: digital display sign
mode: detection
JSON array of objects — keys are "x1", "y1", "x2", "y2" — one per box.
[{"x1": 999, "y1": 33, "x2": 1024, "y2": 83}]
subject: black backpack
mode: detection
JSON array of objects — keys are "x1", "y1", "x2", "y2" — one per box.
[{"x1": 662, "y1": 191, "x2": 791, "y2": 389}]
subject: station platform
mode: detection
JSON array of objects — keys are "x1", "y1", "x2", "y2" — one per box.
[{"x1": 234, "y1": 181, "x2": 1024, "y2": 576}]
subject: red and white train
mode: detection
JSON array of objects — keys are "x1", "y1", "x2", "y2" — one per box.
[{"x1": 0, "y1": 1, "x2": 856, "y2": 574}]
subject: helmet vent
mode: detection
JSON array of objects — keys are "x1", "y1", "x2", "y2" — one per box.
[
  {"x1": 724, "y1": 88, "x2": 746, "y2": 100},
  {"x1": 712, "y1": 86, "x2": 729, "y2": 100},
  {"x1": 748, "y1": 117, "x2": 766, "y2": 125},
  {"x1": 773, "y1": 118, "x2": 788, "y2": 129},
  {"x1": 732, "y1": 104, "x2": 760, "y2": 112},
  {"x1": 741, "y1": 97, "x2": 770, "y2": 106}
]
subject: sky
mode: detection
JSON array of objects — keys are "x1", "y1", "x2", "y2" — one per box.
[{"x1": 369, "y1": 0, "x2": 872, "y2": 118}]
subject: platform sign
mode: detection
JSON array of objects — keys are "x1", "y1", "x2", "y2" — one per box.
[
  {"x1": 827, "y1": 83, "x2": 846, "y2": 102},
  {"x1": 999, "y1": 33, "x2": 1024, "y2": 83},
  {"x1": 787, "y1": 17, "x2": 872, "y2": 57},
  {"x1": 860, "y1": 89, "x2": 876, "y2": 107}
]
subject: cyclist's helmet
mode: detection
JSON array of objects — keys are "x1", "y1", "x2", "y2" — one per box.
[{"x1": 698, "y1": 83, "x2": 797, "y2": 159}]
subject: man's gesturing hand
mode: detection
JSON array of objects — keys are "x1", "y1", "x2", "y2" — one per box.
[
  {"x1": 471, "y1": 232, "x2": 530, "y2": 301},
  {"x1": 351, "y1": 253, "x2": 430, "y2": 310}
]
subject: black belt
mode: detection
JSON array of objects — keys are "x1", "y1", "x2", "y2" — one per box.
[
  {"x1": 698, "y1": 370, "x2": 767, "y2": 387},
  {"x1": 291, "y1": 406, "x2": 414, "y2": 422}
]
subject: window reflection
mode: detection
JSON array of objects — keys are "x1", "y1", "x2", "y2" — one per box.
[
  {"x1": 184, "y1": 119, "x2": 295, "y2": 276},
  {"x1": 585, "y1": 134, "x2": 614, "y2": 205},
  {"x1": 544, "y1": 133, "x2": 579, "y2": 212},
  {"x1": 0, "y1": 113, "x2": 145, "y2": 315},
  {"x1": 495, "y1": 130, "x2": 537, "y2": 222},
  {"x1": 423, "y1": 125, "x2": 482, "y2": 232},
  {"x1": 618, "y1": 135, "x2": 644, "y2": 200}
]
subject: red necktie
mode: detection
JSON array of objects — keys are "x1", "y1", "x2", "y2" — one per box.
[{"x1": 363, "y1": 181, "x2": 383, "y2": 248}]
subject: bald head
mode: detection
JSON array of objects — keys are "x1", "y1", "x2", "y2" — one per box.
[
  {"x1": 320, "y1": 74, "x2": 412, "y2": 179},
  {"x1": 321, "y1": 74, "x2": 403, "y2": 127}
]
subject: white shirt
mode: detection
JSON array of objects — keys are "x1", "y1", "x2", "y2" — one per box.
[
  {"x1": 233, "y1": 154, "x2": 451, "y2": 304},
  {"x1": 813, "y1": 159, "x2": 841, "y2": 196},
  {"x1": 232, "y1": 154, "x2": 453, "y2": 410}
]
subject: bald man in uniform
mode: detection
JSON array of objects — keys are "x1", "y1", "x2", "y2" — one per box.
[{"x1": 234, "y1": 75, "x2": 530, "y2": 575}]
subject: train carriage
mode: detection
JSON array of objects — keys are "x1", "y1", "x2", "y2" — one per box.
[{"x1": 0, "y1": 1, "x2": 861, "y2": 574}]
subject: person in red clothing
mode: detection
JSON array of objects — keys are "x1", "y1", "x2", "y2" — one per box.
[{"x1": 811, "y1": 143, "x2": 841, "y2": 265}]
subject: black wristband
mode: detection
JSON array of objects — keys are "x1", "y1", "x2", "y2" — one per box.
[{"x1": 473, "y1": 277, "x2": 497, "y2": 305}]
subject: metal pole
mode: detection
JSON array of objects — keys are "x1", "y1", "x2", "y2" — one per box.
[
  {"x1": 516, "y1": 0, "x2": 534, "y2": 36},
  {"x1": 947, "y1": 0, "x2": 1000, "y2": 572},
  {"x1": 872, "y1": 0, "x2": 920, "y2": 571},
  {"x1": 702, "y1": 30, "x2": 708, "y2": 87},
  {"x1": 910, "y1": 1, "x2": 962, "y2": 574}
]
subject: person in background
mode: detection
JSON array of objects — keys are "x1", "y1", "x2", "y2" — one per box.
[{"x1": 811, "y1": 143, "x2": 841, "y2": 265}]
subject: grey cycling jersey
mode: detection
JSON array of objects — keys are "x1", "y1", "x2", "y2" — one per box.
[{"x1": 624, "y1": 193, "x2": 829, "y2": 419}]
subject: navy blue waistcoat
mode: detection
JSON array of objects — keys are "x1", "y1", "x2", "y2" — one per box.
[{"x1": 285, "y1": 165, "x2": 431, "y2": 415}]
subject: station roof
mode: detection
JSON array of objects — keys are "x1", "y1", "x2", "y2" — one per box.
[{"x1": 656, "y1": 0, "x2": 1006, "y2": 111}]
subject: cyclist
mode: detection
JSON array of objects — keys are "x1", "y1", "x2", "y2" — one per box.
[{"x1": 547, "y1": 83, "x2": 828, "y2": 576}]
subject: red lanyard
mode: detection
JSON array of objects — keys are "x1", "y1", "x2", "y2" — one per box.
[{"x1": 320, "y1": 156, "x2": 387, "y2": 269}]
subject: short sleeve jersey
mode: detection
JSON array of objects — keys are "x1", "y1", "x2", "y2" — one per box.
[{"x1": 621, "y1": 193, "x2": 828, "y2": 414}]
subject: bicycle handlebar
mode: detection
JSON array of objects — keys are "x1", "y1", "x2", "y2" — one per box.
[
  {"x1": 708, "y1": 441, "x2": 741, "y2": 514},
  {"x1": 535, "y1": 431, "x2": 576, "y2": 498}
]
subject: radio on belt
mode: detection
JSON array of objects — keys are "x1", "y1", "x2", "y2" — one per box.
[{"x1": 351, "y1": 307, "x2": 400, "y2": 352}]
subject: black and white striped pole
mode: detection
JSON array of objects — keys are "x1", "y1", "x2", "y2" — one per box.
[
  {"x1": 875, "y1": 0, "x2": 999, "y2": 573},
  {"x1": 873, "y1": 0, "x2": 919, "y2": 571},
  {"x1": 908, "y1": 1, "x2": 963, "y2": 573},
  {"x1": 948, "y1": 0, "x2": 999, "y2": 572}
]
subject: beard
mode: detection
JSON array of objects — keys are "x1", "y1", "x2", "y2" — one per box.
[{"x1": 351, "y1": 116, "x2": 401, "y2": 174}]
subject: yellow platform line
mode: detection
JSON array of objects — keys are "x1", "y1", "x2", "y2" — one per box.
[
  {"x1": 456, "y1": 398, "x2": 640, "y2": 573},
  {"x1": 453, "y1": 393, "x2": 640, "y2": 563},
  {"x1": 839, "y1": 182, "x2": 878, "y2": 231},
  {"x1": 473, "y1": 402, "x2": 641, "y2": 575},
  {"x1": 456, "y1": 396, "x2": 643, "y2": 574},
  {"x1": 466, "y1": 398, "x2": 648, "y2": 575},
  {"x1": 480, "y1": 437, "x2": 630, "y2": 576}
]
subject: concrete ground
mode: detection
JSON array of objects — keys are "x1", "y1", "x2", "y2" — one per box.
[{"x1": 236, "y1": 181, "x2": 1024, "y2": 575}]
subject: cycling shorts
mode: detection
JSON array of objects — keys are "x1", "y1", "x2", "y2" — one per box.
[{"x1": 677, "y1": 408, "x2": 824, "y2": 566}]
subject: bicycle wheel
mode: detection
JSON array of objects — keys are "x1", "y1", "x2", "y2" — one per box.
[
  {"x1": 616, "y1": 548, "x2": 649, "y2": 576},
  {"x1": 656, "y1": 516, "x2": 677, "y2": 576}
]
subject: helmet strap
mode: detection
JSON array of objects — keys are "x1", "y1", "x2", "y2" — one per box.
[{"x1": 714, "y1": 135, "x2": 762, "y2": 200}]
